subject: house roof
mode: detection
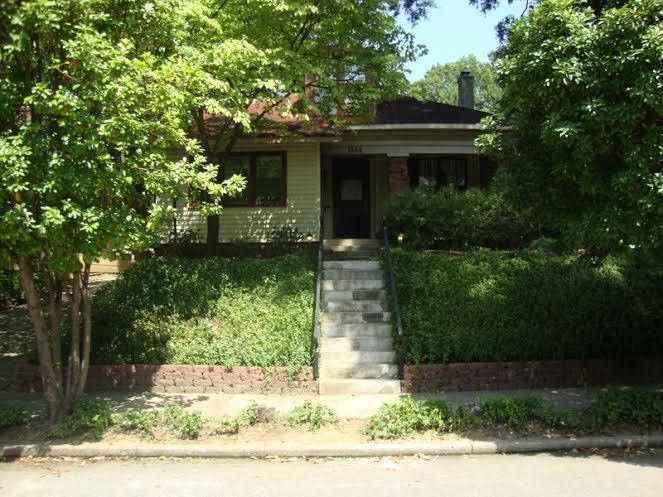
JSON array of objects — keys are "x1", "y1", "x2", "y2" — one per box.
[
  {"x1": 203, "y1": 97, "x2": 489, "y2": 139},
  {"x1": 373, "y1": 97, "x2": 489, "y2": 125}
]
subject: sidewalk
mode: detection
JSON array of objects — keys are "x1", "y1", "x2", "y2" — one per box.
[{"x1": 0, "y1": 387, "x2": 598, "y2": 420}]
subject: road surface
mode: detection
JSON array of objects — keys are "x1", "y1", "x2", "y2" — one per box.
[{"x1": 2, "y1": 450, "x2": 662, "y2": 497}]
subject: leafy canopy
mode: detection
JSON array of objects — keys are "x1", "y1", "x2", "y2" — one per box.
[{"x1": 479, "y1": 0, "x2": 663, "y2": 258}]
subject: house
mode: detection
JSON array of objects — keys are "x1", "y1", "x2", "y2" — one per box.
[{"x1": 172, "y1": 72, "x2": 495, "y2": 244}]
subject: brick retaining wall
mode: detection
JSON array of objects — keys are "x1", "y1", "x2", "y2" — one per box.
[
  {"x1": 14, "y1": 364, "x2": 317, "y2": 394},
  {"x1": 402, "y1": 356, "x2": 663, "y2": 393}
]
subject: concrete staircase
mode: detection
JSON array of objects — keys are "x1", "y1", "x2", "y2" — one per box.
[{"x1": 318, "y1": 239, "x2": 401, "y2": 395}]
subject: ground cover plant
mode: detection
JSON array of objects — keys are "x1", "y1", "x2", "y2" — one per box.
[
  {"x1": 589, "y1": 388, "x2": 663, "y2": 431},
  {"x1": 287, "y1": 401, "x2": 335, "y2": 431},
  {"x1": 0, "y1": 405, "x2": 27, "y2": 430},
  {"x1": 89, "y1": 253, "x2": 315, "y2": 372},
  {"x1": 391, "y1": 249, "x2": 663, "y2": 364}
]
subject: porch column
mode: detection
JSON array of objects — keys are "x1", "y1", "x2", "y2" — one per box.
[{"x1": 387, "y1": 156, "x2": 410, "y2": 195}]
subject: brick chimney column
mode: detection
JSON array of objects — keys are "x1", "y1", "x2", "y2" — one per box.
[
  {"x1": 388, "y1": 156, "x2": 410, "y2": 195},
  {"x1": 457, "y1": 71, "x2": 475, "y2": 109}
]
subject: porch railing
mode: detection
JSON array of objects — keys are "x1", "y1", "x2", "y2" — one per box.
[
  {"x1": 382, "y1": 216, "x2": 404, "y2": 379},
  {"x1": 312, "y1": 214, "x2": 324, "y2": 380}
]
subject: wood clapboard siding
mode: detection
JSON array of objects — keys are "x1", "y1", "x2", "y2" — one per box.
[{"x1": 174, "y1": 142, "x2": 321, "y2": 242}]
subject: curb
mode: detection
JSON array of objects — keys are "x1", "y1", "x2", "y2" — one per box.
[{"x1": 3, "y1": 435, "x2": 663, "y2": 459}]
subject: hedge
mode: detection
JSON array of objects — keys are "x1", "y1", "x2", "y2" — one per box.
[
  {"x1": 89, "y1": 253, "x2": 315, "y2": 371},
  {"x1": 391, "y1": 249, "x2": 663, "y2": 364}
]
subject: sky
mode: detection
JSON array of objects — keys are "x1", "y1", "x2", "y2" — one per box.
[{"x1": 401, "y1": 1, "x2": 526, "y2": 82}]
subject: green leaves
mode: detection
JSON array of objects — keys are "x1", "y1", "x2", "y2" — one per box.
[{"x1": 481, "y1": 0, "x2": 663, "y2": 259}]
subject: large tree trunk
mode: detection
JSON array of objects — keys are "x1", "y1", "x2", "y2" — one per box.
[{"x1": 17, "y1": 257, "x2": 93, "y2": 422}]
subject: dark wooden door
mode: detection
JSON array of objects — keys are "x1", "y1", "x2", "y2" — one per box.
[{"x1": 333, "y1": 158, "x2": 370, "y2": 238}]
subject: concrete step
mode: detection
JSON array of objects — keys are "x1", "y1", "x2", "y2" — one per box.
[
  {"x1": 322, "y1": 279, "x2": 384, "y2": 291},
  {"x1": 319, "y1": 379, "x2": 401, "y2": 395},
  {"x1": 323, "y1": 260, "x2": 381, "y2": 271},
  {"x1": 320, "y1": 336, "x2": 394, "y2": 352},
  {"x1": 322, "y1": 269, "x2": 383, "y2": 281},
  {"x1": 325, "y1": 251, "x2": 379, "y2": 260},
  {"x1": 322, "y1": 322, "x2": 392, "y2": 337},
  {"x1": 322, "y1": 289, "x2": 387, "y2": 302},
  {"x1": 323, "y1": 301, "x2": 387, "y2": 313},
  {"x1": 319, "y1": 350, "x2": 396, "y2": 363},
  {"x1": 319, "y1": 363, "x2": 399, "y2": 380},
  {"x1": 324, "y1": 239, "x2": 382, "y2": 250},
  {"x1": 322, "y1": 311, "x2": 392, "y2": 324}
]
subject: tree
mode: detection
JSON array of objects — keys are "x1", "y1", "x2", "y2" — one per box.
[
  {"x1": 177, "y1": 0, "x2": 429, "y2": 247},
  {"x1": 0, "y1": 0, "x2": 229, "y2": 421},
  {"x1": 409, "y1": 55, "x2": 501, "y2": 111},
  {"x1": 0, "y1": 0, "x2": 429, "y2": 420},
  {"x1": 478, "y1": 0, "x2": 663, "y2": 259}
]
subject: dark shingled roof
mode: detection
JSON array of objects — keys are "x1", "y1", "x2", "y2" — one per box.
[{"x1": 374, "y1": 97, "x2": 489, "y2": 125}]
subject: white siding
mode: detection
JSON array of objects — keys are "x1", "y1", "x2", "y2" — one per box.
[{"x1": 173, "y1": 142, "x2": 321, "y2": 243}]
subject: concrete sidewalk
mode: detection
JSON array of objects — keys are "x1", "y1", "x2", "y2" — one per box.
[{"x1": 0, "y1": 387, "x2": 600, "y2": 420}]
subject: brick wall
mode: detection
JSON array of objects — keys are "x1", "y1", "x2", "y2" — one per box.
[
  {"x1": 402, "y1": 357, "x2": 663, "y2": 393},
  {"x1": 14, "y1": 364, "x2": 317, "y2": 394}
]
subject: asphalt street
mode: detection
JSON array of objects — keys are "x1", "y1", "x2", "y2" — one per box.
[{"x1": 2, "y1": 450, "x2": 662, "y2": 497}]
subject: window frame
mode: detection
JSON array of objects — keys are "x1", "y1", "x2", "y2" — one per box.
[
  {"x1": 409, "y1": 156, "x2": 468, "y2": 191},
  {"x1": 221, "y1": 151, "x2": 287, "y2": 208}
]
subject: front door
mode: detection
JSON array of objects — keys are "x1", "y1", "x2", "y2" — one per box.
[{"x1": 333, "y1": 158, "x2": 370, "y2": 238}]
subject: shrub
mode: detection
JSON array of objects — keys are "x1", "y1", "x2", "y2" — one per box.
[
  {"x1": 89, "y1": 253, "x2": 315, "y2": 370},
  {"x1": 385, "y1": 188, "x2": 536, "y2": 250},
  {"x1": 392, "y1": 250, "x2": 663, "y2": 364},
  {"x1": 0, "y1": 405, "x2": 27, "y2": 429},
  {"x1": 589, "y1": 388, "x2": 663, "y2": 430},
  {"x1": 364, "y1": 398, "x2": 469, "y2": 439},
  {"x1": 287, "y1": 401, "x2": 335, "y2": 431},
  {"x1": 52, "y1": 399, "x2": 113, "y2": 439},
  {"x1": 163, "y1": 405, "x2": 204, "y2": 439}
]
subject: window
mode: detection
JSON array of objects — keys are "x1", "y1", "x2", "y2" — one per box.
[
  {"x1": 222, "y1": 152, "x2": 286, "y2": 207},
  {"x1": 409, "y1": 157, "x2": 467, "y2": 191}
]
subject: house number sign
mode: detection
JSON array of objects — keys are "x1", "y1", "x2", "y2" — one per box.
[{"x1": 347, "y1": 146, "x2": 363, "y2": 153}]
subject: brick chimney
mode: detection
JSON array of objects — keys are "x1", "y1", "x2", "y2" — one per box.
[{"x1": 457, "y1": 71, "x2": 475, "y2": 109}]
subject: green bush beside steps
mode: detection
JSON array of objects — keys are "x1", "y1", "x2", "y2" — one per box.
[{"x1": 392, "y1": 249, "x2": 663, "y2": 365}]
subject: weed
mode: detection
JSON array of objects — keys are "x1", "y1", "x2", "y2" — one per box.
[
  {"x1": 364, "y1": 398, "x2": 468, "y2": 440},
  {"x1": 0, "y1": 405, "x2": 27, "y2": 429},
  {"x1": 589, "y1": 388, "x2": 663, "y2": 429},
  {"x1": 287, "y1": 401, "x2": 334, "y2": 431},
  {"x1": 163, "y1": 405, "x2": 204, "y2": 439},
  {"x1": 113, "y1": 410, "x2": 159, "y2": 438},
  {"x1": 52, "y1": 399, "x2": 113, "y2": 439}
]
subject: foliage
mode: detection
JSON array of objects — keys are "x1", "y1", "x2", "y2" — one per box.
[
  {"x1": 113, "y1": 410, "x2": 160, "y2": 439},
  {"x1": 287, "y1": 401, "x2": 335, "y2": 431},
  {"x1": 163, "y1": 405, "x2": 205, "y2": 440},
  {"x1": 0, "y1": 405, "x2": 27, "y2": 430},
  {"x1": 479, "y1": 395, "x2": 580, "y2": 430},
  {"x1": 479, "y1": 0, "x2": 663, "y2": 260},
  {"x1": 51, "y1": 399, "x2": 113, "y2": 439},
  {"x1": 392, "y1": 249, "x2": 663, "y2": 364},
  {"x1": 385, "y1": 187, "x2": 536, "y2": 250},
  {"x1": 0, "y1": 269, "x2": 23, "y2": 309},
  {"x1": 0, "y1": 0, "x2": 231, "y2": 422},
  {"x1": 89, "y1": 253, "x2": 315, "y2": 372},
  {"x1": 589, "y1": 388, "x2": 663, "y2": 430},
  {"x1": 409, "y1": 55, "x2": 501, "y2": 111},
  {"x1": 364, "y1": 398, "x2": 469, "y2": 439}
]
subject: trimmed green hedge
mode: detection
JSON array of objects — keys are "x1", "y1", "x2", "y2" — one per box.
[
  {"x1": 392, "y1": 249, "x2": 663, "y2": 364},
  {"x1": 90, "y1": 253, "x2": 315, "y2": 370}
]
